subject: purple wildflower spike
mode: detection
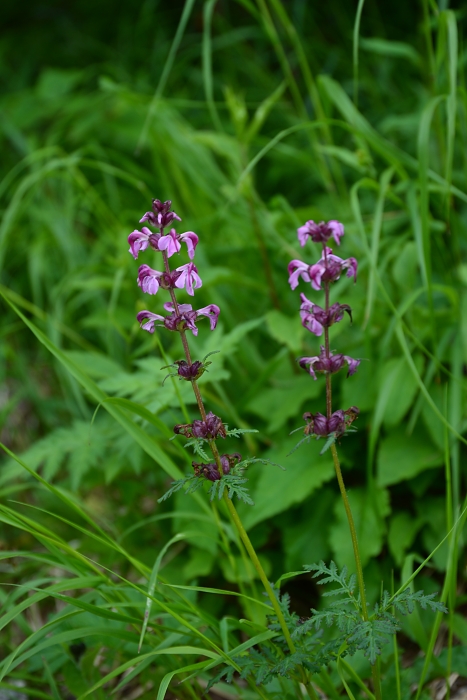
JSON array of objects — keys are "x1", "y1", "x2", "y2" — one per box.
[
  {"x1": 192, "y1": 453, "x2": 242, "y2": 481},
  {"x1": 174, "y1": 412, "x2": 226, "y2": 440}
]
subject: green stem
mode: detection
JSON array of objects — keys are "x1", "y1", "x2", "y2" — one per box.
[
  {"x1": 223, "y1": 493, "x2": 320, "y2": 700},
  {"x1": 330, "y1": 443, "x2": 382, "y2": 700},
  {"x1": 323, "y1": 275, "x2": 381, "y2": 699},
  {"x1": 330, "y1": 443, "x2": 368, "y2": 619}
]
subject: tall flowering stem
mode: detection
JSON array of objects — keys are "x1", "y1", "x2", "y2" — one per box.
[
  {"x1": 130, "y1": 199, "x2": 320, "y2": 700},
  {"x1": 290, "y1": 220, "x2": 381, "y2": 700}
]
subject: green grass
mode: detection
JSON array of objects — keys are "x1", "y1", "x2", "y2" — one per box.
[{"x1": 0, "y1": 1, "x2": 466, "y2": 697}]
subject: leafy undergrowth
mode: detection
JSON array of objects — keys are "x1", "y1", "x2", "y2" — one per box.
[{"x1": 1, "y1": 0, "x2": 467, "y2": 697}]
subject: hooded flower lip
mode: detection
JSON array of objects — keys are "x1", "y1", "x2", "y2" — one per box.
[
  {"x1": 297, "y1": 220, "x2": 344, "y2": 247},
  {"x1": 128, "y1": 227, "x2": 152, "y2": 259},
  {"x1": 299, "y1": 294, "x2": 352, "y2": 336},
  {"x1": 137, "y1": 264, "x2": 164, "y2": 294},
  {"x1": 137, "y1": 302, "x2": 220, "y2": 336},
  {"x1": 288, "y1": 247, "x2": 358, "y2": 291},
  {"x1": 178, "y1": 231, "x2": 199, "y2": 259},
  {"x1": 298, "y1": 346, "x2": 361, "y2": 380},
  {"x1": 136, "y1": 310, "x2": 165, "y2": 333},
  {"x1": 195, "y1": 304, "x2": 221, "y2": 330},
  {"x1": 288, "y1": 260, "x2": 311, "y2": 290}
]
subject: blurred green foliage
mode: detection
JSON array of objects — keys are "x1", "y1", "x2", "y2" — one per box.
[{"x1": 0, "y1": 0, "x2": 466, "y2": 697}]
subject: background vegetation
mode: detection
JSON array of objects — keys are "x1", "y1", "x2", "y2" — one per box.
[{"x1": 1, "y1": 0, "x2": 466, "y2": 697}]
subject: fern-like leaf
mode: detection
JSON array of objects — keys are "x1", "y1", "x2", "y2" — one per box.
[
  {"x1": 157, "y1": 474, "x2": 203, "y2": 502},
  {"x1": 390, "y1": 588, "x2": 447, "y2": 615}
]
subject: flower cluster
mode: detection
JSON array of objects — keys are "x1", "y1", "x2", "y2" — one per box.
[
  {"x1": 192, "y1": 453, "x2": 242, "y2": 482},
  {"x1": 303, "y1": 407, "x2": 359, "y2": 439},
  {"x1": 289, "y1": 218, "x2": 360, "y2": 438},
  {"x1": 174, "y1": 412, "x2": 226, "y2": 440},
  {"x1": 288, "y1": 247, "x2": 357, "y2": 292},
  {"x1": 298, "y1": 346, "x2": 360, "y2": 380},
  {"x1": 300, "y1": 294, "x2": 352, "y2": 337},
  {"x1": 129, "y1": 199, "x2": 220, "y2": 336}
]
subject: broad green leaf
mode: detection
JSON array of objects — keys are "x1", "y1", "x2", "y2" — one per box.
[
  {"x1": 183, "y1": 548, "x2": 216, "y2": 579},
  {"x1": 240, "y1": 436, "x2": 334, "y2": 529},
  {"x1": 376, "y1": 356, "x2": 424, "y2": 429},
  {"x1": 282, "y1": 488, "x2": 335, "y2": 572},
  {"x1": 377, "y1": 426, "x2": 442, "y2": 487},
  {"x1": 417, "y1": 497, "x2": 448, "y2": 571},
  {"x1": 329, "y1": 487, "x2": 390, "y2": 569},
  {"x1": 246, "y1": 376, "x2": 321, "y2": 433},
  {"x1": 265, "y1": 309, "x2": 304, "y2": 352},
  {"x1": 388, "y1": 512, "x2": 423, "y2": 566}
]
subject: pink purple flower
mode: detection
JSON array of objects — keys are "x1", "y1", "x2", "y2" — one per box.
[
  {"x1": 128, "y1": 227, "x2": 152, "y2": 259},
  {"x1": 298, "y1": 346, "x2": 360, "y2": 380},
  {"x1": 174, "y1": 412, "x2": 227, "y2": 440},
  {"x1": 174, "y1": 262, "x2": 202, "y2": 296},
  {"x1": 297, "y1": 220, "x2": 344, "y2": 247},
  {"x1": 129, "y1": 227, "x2": 199, "y2": 261},
  {"x1": 300, "y1": 294, "x2": 352, "y2": 336},
  {"x1": 137, "y1": 302, "x2": 220, "y2": 336},
  {"x1": 192, "y1": 453, "x2": 242, "y2": 481},
  {"x1": 157, "y1": 229, "x2": 199, "y2": 259},
  {"x1": 288, "y1": 247, "x2": 357, "y2": 291},
  {"x1": 136, "y1": 310, "x2": 165, "y2": 333},
  {"x1": 303, "y1": 406, "x2": 359, "y2": 437},
  {"x1": 137, "y1": 264, "x2": 164, "y2": 294}
]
